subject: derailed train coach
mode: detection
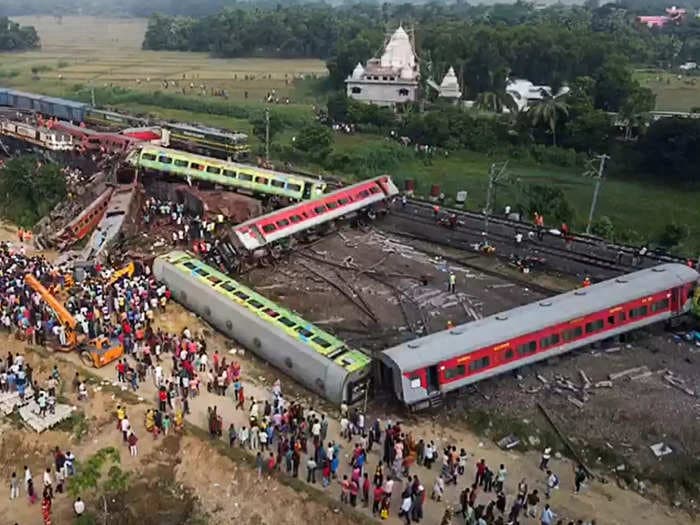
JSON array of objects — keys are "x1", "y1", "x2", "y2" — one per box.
[
  {"x1": 153, "y1": 251, "x2": 372, "y2": 405},
  {"x1": 382, "y1": 263, "x2": 699, "y2": 410}
]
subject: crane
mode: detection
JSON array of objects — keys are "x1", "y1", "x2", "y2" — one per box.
[{"x1": 24, "y1": 274, "x2": 124, "y2": 368}]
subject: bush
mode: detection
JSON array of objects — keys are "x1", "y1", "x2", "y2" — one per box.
[
  {"x1": 324, "y1": 142, "x2": 414, "y2": 176},
  {"x1": 590, "y1": 216, "x2": 615, "y2": 239}
]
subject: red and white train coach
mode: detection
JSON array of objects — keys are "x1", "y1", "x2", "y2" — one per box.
[
  {"x1": 381, "y1": 263, "x2": 699, "y2": 409},
  {"x1": 233, "y1": 175, "x2": 399, "y2": 251}
]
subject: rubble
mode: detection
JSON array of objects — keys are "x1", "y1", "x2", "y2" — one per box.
[
  {"x1": 664, "y1": 373, "x2": 696, "y2": 397},
  {"x1": 567, "y1": 395, "x2": 585, "y2": 409},
  {"x1": 649, "y1": 442, "x2": 673, "y2": 458},
  {"x1": 579, "y1": 370, "x2": 592, "y2": 389},
  {"x1": 608, "y1": 366, "x2": 649, "y2": 381},
  {"x1": 497, "y1": 434, "x2": 521, "y2": 450},
  {"x1": 18, "y1": 401, "x2": 76, "y2": 433},
  {"x1": 630, "y1": 371, "x2": 653, "y2": 381},
  {"x1": 594, "y1": 380, "x2": 613, "y2": 388}
]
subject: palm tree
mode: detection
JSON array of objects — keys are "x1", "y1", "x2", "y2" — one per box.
[
  {"x1": 529, "y1": 94, "x2": 569, "y2": 146},
  {"x1": 475, "y1": 90, "x2": 518, "y2": 114}
]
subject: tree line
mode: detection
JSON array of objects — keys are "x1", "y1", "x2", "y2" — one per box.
[{"x1": 0, "y1": 17, "x2": 39, "y2": 50}]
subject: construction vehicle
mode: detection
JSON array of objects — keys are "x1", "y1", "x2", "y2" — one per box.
[
  {"x1": 106, "y1": 261, "x2": 135, "y2": 288},
  {"x1": 24, "y1": 274, "x2": 124, "y2": 368}
]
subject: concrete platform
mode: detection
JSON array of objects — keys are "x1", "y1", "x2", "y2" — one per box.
[
  {"x1": 18, "y1": 401, "x2": 76, "y2": 433},
  {"x1": 0, "y1": 388, "x2": 34, "y2": 416}
]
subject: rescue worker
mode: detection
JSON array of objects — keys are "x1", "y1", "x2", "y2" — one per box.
[
  {"x1": 582, "y1": 276, "x2": 591, "y2": 288},
  {"x1": 446, "y1": 320, "x2": 454, "y2": 330},
  {"x1": 448, "y1": 273, "x2": 456, "y2": 293},
  {"x1": 433, "y1": 205, "x2": 440, "y2": 219}
]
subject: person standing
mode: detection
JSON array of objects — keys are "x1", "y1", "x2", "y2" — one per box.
[
  {"x1": 540, "y1": 503, "x2": 556, "y2": 525},
  {"x1": 398, "y1": 489, "x2": 412, "y2": 525},
  {"x1": 73, "y1": 497, "x2": 85, "y2": 517},
  {"x1": 306, "y1": 457, "x2": 317, "y2": 484},
  {"x1": 10, "y1": 471, "x2": 19, "y2": 500},
  {"x1": 545, "y1": 470, "x2": 559, "y2": 499}
]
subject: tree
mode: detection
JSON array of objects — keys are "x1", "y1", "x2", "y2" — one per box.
[
  {"x1": 521, "y1": 184, "x2": 574, "y2": 224},
  {"x1": 326, "y1": 92, "x2": 350, "y2": 123},
  {"x1": 619, "y1": 86, "x2": 655, "y2": 141},
  {"x1": 590, "y1": 215, "x2": 615, "y2": 239},
  {"x1": 635, "y1": 117, "x2": 700, "y2": 181},
  {"x1": 0, "y1": 156, "x2": 65, "y2": 227},
  {"x1": 250, "y1": 111, "x2": 284, "y2": 149},
  {"x1": 475, "y1": 91, "x2": 518, "y2": 114},
  {"x1": 657, "y1": 222, "x2": 689, "y2": 250},
  {"x1": 529, "y1": 96, "x2": 570, "y2": 146},
  {"x1": 293, "y1": 123, "x2": 333, "y2": 161}
]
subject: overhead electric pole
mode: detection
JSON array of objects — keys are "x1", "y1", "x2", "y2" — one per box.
[
  {"x1": 264, "y1": 108, "x2": 270, "y2": 163},
  {"x1": 484, "y1": 160, "x2": 509, "y2": 238},
  {"x1": 585, "y1": 154, "x2": 610, "y2": 235}
]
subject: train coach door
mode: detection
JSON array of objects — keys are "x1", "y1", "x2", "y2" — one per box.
[
  {"x1": 426, "y1": 366, "x2": 439, "y2": 393},
  {"x1": 302, "y1": 182, "x2": 312, "y2": 200}
]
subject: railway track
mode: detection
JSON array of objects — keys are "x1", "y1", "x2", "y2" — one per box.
[{"x1": 402, "y1": 198, "x2": 689, "y2": 267}]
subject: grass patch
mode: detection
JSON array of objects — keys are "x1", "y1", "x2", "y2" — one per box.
[
  {"x1": 633, "y1": 68, "x2": 700, "y2": 112},
  {"x1": 54, "y1": 410, "x2": 90, "y2": 441}
]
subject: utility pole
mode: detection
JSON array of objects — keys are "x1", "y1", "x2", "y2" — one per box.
[
  {"x1": 264, "y1": 108, "x2": 270, "y2": 163},
  {"x1": 90, "y1": 86, "x2": 96, "y2": 107},
  {"x1": 484, "y1": 161, "x2": 509, "y2": 238},
  {"x1": 585, "y1": 154, "x2": 610, "y2": 235}
]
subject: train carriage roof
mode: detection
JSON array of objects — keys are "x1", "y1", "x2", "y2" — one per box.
[{"x1": 382, "y1": 263, "x2": 699, "y2": 372}]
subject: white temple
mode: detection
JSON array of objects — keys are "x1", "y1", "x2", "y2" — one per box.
[
  {"x1": 438, "y1": 66, "x2": 462, "y2": 100},
  {"x1": 346, "y1": 26, "x2": 420, "y2": 107}
]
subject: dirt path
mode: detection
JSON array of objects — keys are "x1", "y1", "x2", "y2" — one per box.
[{"x1": 49, "y1": 334, "x2": 696, "y2": 525}]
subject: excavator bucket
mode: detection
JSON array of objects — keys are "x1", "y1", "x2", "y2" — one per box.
[{"x1": 83, "y1": 337, "x2": 124, "y2": 368}]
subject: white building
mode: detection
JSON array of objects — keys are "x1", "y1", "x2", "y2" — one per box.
[
  {"x1": 346, "y1": 26, "x2": 420, "y2": 107},
  {"x1": 505, "y1": 79, "x2": 570, "y2": 112},
  {"x1": 438, "y1": 66, "x2": 462, "y2": 100}
]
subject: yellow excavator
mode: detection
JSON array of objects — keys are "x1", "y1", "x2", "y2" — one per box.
[
  {"x1": 106, "y1": 261, "x2": 135, "y2": 288},
  {"x1": 24, "y1": 274, "x2": 124, "y2": 368}
]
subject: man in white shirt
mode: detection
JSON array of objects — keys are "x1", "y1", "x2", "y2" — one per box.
[{"x1": 74, "y1": 497, "x2": 85, "y2": 516}]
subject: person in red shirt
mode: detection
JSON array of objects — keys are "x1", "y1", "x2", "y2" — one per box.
[
  {"x1": 362, "y1": 473, "x2": 370, "y2": 506},
  {"x1": 349, "y1": 477, "x2": 359, "y2": 506},
  {"x1": 475, "y1": 458, "x2": 487, "y2": 486},
  {"x1": 267, "y1": 452, "x2": 276, "y2": 472},
  {"x1": 372, "y1": 485, "x2": 384, "y2": 516},
  {"x1": 158, "y1": 387, "x2": 167, "y2": 412}
]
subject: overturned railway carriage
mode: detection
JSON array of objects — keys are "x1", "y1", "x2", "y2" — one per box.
[
  {"x1": 0, "y1": 120, "x2": 74, "y2": 151},
  {"x1": 233, "y1": 176, "x2": 399, "y2": 251},
  {"x1": 382, "y1": 264, "x2": 699, "y2": 409},
  {"x1": 153, "y1": 251, "x2": 371, "y2": 405},
  {"x1": 132, "y1": 145, "x2": 326, "y2": 201}
]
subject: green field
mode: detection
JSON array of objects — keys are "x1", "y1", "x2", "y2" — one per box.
[
  {"x1": 2, "y1": 16, "x2": 327, "y2": 105},
  {"x1": 1, "y1": 17, "x2": 699, "y2": 253},
  {"x1": 634, "y1": 69, "x2": 700, "y2": 112}
]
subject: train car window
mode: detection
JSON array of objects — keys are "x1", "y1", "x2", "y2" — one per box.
[
  {"x1": 207, "y1": 275, "x2": 222, "y2": 285},
  {"x1": 206, "y1": 166, "x2": 221, "y2": 174},
  {"x1": 271, "y1": 180, "x2": 285, "y2": 188},
  {"x1": 290, "y1": 215, "x2": 302, "y2": 224},
  {"x1": 444, "y1": 365, "x2": 465, "y2": 379},
  {"x1": 410, "y1": 377, "x2": 422, "y2": 389},
  {"x1": 182, "y1": 262, "x2": 197, "y2": 270},
  {"x1": 359, "y1": 190, "x2": 370, "y2": 198},
  {"x1": 312, "y1": 336, "x2": 332, "y2": 348},
  {"x1": 190, "y1": 163, "x2": 203, "y2": 170},
  {"x1": 469, "y1": 357, "x2": 490, "y2": 372},
  {"x1": 505, "y1": 349, "x2": 514, "y2": 360},
  {"x1": 255, "y1": 176, "x2": 269, "y2": 185},
  {"x1": 563, "y1": 326, "x2": 583, "y2": 342},
  {"x1": 276, "y1": 219, "x2": 290, "y2": 228},
  {"x1": 585, "y1": 319, "x2": 605, "y2": 333},
  {"x1": 247, "y1": 299, "x2": 264, "y2": 309},
  {"x1": 629, "y1": 306, "x2": 648, "y2": 319},
  {"x1": 651, "y1": 299, "x2": 670, "y2": 312},
  {"x1": 369, "y1": 186, "x2": 381, "y2": 194},
  {"x1": 287, "y1": 183, "x2": 301, "y2": 192},
  {"x1": 158, "y1": 156, "x2": 172, "y2": 164},
  {"x1": 540, "y1": 333, "x2": 561, "y2": 349},
  {"x1": 173, "y1": 159, "x2": 188, "y2": 167},
  {"x1": 618, "y1": 312, "x2": 626, "y2": 322},
  {"x1": 262, "y1": 224, "x2": 277, "y2": 233},
  {"x1": 517, "y1": 341, "x2": 537, "y2": 356},
  {"x1": 263, "y1": 308, "x2": 279, "y2": 318},
  {"x1": 327, "y1": 201, "x2": 339, "y2": 210},
  {"x1": 194, "y1": 268, "x2": 209, "y2": 277},
  {"x1": 313, "y1": 205, "x2": 327, "y2": 214},
  {"x1": 239, "y1": 173, "x2": 253, "y2": 182},
  {"x1": 278, "y1": 317, "x2": 295, "y2": 328},
  {"x1": 219, "y1": 282, "x2": 236, "y2": 292},
  {"x1": 223, "y1": 169, "x2": 237, "y2": 178},
  {"x1": 141, "y1": 153, "x2": 157, "y2": 161},
  {"x1": 295, "y1": 326, "x2": 314, "y2": 338},
  {"x1": 338, "y1": 198, "x2": 350, "y2": 205},
  {"x1": 234, "y1": 291, "x2": 249, "y2": 301}
]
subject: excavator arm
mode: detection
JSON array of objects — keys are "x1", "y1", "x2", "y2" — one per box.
[
  {"x1": 106, "y1": 261, "x2": 135, "y2": 288},
  {"x1": 24, "y1": 274, "x2": 78, "y2": 349}
]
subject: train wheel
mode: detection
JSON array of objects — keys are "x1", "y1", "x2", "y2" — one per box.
[{"x1": 80, "y1": 351, "x2": 95, "y2": 368}]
